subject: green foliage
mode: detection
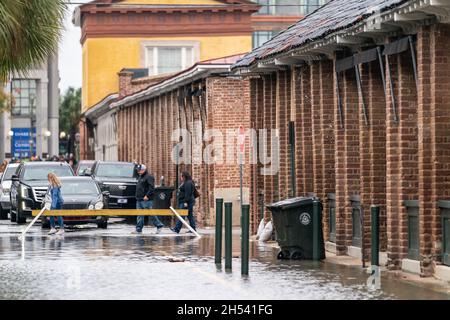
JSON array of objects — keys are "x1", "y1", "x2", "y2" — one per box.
[
  {"x1": 60, "y1": 87, "x2": 82, "y2": 136},
  {"x1": 0, "y1": 0, "x2": 67, "y2": 81}
]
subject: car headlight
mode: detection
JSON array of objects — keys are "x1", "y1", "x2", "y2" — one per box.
[
  {"x1": 94, "y1": 201, "x2": 104, "y2": 210},
  {"x1": 20, "y1": 185, "x2": 29, "y2": 198},
  {"x1": 88, "y1": 204, "x2": 94, "y2": 210}
]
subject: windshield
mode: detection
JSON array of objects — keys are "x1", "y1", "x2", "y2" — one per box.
[
  {"x1": 61, "y1": 180, "x2": 99, "y2": 195},
  {"x1": 2, "y1": 166, "x2": 18, "y2": 181},
  {"x1": 23, "y1": 166, "x2": 73, "y2": 181},
  {"x1": 96, "y1": 163, "x2": 136, "y2": 178},
  {"x1": 77, "y1": 163, "x2": 93, "y2": 174}
]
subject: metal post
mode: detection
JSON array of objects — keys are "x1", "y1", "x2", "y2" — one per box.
[
  {"x1": 376, "y1": 47, "x2": 387, "y2": 98},
  {"x1": 241, "y1": 204, "x2": 250, "y2": 275},
  {"x1": 408, "y1": 36, "x2": 419, "y2": 92},
  {"x1": 371, "y1": 205, "x2": 380, "y2": 267},
  {"x1": 215, "y1": 198, "x2": 224, "y2": 265},
  {"x1": 312, "y1": 200, "x2": 320, "y2": 261},
  {"x1": 289, "y1": 121, "x2": 296, "y2": 197},
  {"x1": 385, "y1": 55, "x2": 398, "y2": 123},
  {"x1": 354, "y1": 64, "x2": 369, "y2": 126},
  {"x1": 224, "y1": 202, "x2": 232, "y2": 270}
]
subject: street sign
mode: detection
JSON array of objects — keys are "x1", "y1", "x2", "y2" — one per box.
[{"x1": 11, "y1": 128, "x2": 36, "y2": 158}]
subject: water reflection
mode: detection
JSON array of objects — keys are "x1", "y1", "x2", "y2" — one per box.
[{"x1": 0, "y1": 222, "x2": 448, "y2": 300}]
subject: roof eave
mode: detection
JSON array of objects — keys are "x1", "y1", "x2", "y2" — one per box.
[{"x1": 235, "y1": 0, "x2": 447, "y2": 74}]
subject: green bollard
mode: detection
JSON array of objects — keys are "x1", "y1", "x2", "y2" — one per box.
[
  {"x1": 241, "y1": 204, "x2": 250, "y2": 275},
  {"x1": 225, "y1": 202, "x2": 232, "y2": 270},
  {"x1": 313, "y1": 200, "x2": 320, "y2": 261},
  {"x1": 215, "y1": 199, "x2": 224, "y2": 265},
  {"x1": 371, "y1": 205, "x2": 380, "y2": 266}
]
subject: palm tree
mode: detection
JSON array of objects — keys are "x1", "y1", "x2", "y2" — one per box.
[{"x1": 0, "y1": 0, "x2": 67, "y2": 81}]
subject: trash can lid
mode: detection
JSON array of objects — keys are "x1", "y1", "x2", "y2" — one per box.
[
  {"x1": 155, "y1": 186, "x2": 175, "y2": 191},
  {"x1": 266, "y1": 196, "x2": 319, "y2": 211}
]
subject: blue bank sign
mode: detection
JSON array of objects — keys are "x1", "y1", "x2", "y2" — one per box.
[{"x1": 11, "y1": 128, "x2": 36, "y2": 158}]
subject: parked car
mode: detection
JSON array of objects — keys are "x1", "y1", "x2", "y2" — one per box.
[
  {"x1": 75, "y1": 160, "x2": 95, "y2": 176},
  {"x1": 10, "y1": 162, "x2": 74, "y2": 224},
  {"x1": 0, "y1": 163, "x2": 20, "y2": 220},
  {"x1": 41, "y1": 176, "x2": 109, "y2": 229},
  {"x1": 89, "y1": 161, "x2": 138, "y2": 209}
]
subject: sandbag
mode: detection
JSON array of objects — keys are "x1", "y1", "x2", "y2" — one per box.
[{"x1": 258, "y1": 220, "x2": 273, "y2": 242}]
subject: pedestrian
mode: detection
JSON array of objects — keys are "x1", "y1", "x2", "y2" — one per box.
[
  {"x1": 0, "y1": 160, "x2": 7, "y2": 173},
  {"x1": 47, "y1": 172, "x2": 65, "y2": 235},
  {"x1": 132, "y1": 164, "x2": 164, "y2": 234},
  {"x1": 171, "y1": 171, "x2": 197, "y2": 234}
]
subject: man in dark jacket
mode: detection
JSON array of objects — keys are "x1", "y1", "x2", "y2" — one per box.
[{"x1": 132, "y1": 164, "x2": 164, "y2": 234}]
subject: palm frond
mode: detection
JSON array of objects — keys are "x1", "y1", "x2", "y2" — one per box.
[{"x1": 0, "y1": 0, "x2": 67, "y2": 81}]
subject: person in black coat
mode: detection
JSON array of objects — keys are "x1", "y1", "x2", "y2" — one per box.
[
  {"x1": 132, "y1": 164, "x2": 164, "y2": 234},
  {"x1": 171, "y1": 171, "x2": 196, "y2": 233}
]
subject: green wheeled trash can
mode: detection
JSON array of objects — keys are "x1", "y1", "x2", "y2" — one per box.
[
  {"x1": 152, "y1": 187, "x2": 175, "y2": 209},
  {"x1": 267, "y1": 197, "x2": 325, "y2": 260},
  {"x1": 152, "y1": 187, "x2": 175, "y2": 226}
]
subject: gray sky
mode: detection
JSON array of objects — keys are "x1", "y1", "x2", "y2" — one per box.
[{"x1": 58, "y1": 3, "x2": 86, "y2": 95}]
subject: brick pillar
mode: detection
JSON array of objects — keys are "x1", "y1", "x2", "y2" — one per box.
[
  {"x1": 293, "y1": 67, "x2": 304, "y2": 195},
  {"x1": 334, "y1": 59, "x2": 347, "y2": 255},
  {"x1": 418, "y1": 24, "x2": 450, "y2": 275},
  {"x1": 398, "y1": 49, "x2": 419, "y2": 262},
  {"x1": 359, "y1": 63, "x2": 371, "y2": 261},
  {"x1": 386, "y1": 47, "x2": 419, "y2": 269},
  {"x1": 368, "y1": 61, "x2": 387, "y2": 253},
  {"x1": 262, "y1": 74, "x2": 275, "y2": 211},
  {"x1": 320, "y1": 60, "x2": 335, "y2": 243},
  {"x1": 343, "y1": 67, "x2": 360, "y2": 251},
  {"x1": 300, "y1": 65, "x2": 314, "y2": 195},
  {"x1": 252, "y1": 77, "x2": 265, "y2": 232},
  {"x1": 271, "y1": 74, "x2": 280, "y2": 203},
  {"x1": 276, "y1": 70, "x2": 290, "y2": 200},
  {"x1": 385, "y1": 49, "x2": 401, "y2": 269},
  {"x1": 310, "y1": 62, "x2": 323, "y2": 200}
]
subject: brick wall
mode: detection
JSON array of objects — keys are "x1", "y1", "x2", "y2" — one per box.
[{"x1": 116, "y1": 75, "x2": 252, "y2": 228}]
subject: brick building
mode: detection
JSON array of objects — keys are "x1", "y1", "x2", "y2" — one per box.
[
  {"x1": 110, "y1": 55, "x2": 252, "y2": 227},
  {"x1": 232, "y1": 0, "x2": 450, "y2": 280}
]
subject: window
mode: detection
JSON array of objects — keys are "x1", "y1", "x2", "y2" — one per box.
[
  {"x1": 144, "y1": 42, "x2": 199, "y2": 75},
  {"x1": 11, "y1": 79, "x2": 37, "y2": 116},
  {"x1": 96, "y1": 163, "x2": 136, "y2": 178},
  {"x1": 255, "y1": 0, "x2": 328, "y2": 16},
  {"x1": 22, "y1": 166, "x2": 73, "y2": 181},
  {"x1": 252, "y1": 31, "x2": 279, "y2": 49}
]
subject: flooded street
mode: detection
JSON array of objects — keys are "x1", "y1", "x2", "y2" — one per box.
[{"x1": 0, "y1": 220, "x2": 448, "y2": 300}]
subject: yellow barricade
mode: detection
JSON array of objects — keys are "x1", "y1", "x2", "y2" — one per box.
[{"x1": 32, "y1": 209, "x2": 188, "y2": 217}]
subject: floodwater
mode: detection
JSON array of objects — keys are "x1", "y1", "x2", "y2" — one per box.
[{"x1": 0, "y1": 220, "x2": 448, "y2": 300}]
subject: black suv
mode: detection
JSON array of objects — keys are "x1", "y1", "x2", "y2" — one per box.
[
  {"x1": 10, "y1": 162, "x2": 74, "y2": 224},
  {"x1": 89, "y1": 161, "x2": 138, "y2": 209}
]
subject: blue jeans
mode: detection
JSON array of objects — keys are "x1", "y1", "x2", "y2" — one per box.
[
  {"x1": 174, "y1": 200, "x2": 196, "y2": 232},
  {"x1": 50, "y1": 216, "x2": 64, "y2": 229},
  {"x1": 136, "y1": 200, "x2": 164, "y2": 232}
]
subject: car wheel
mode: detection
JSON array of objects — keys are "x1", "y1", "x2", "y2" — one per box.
[
  {"x1": 0, "y1": 206, "x2": 8, "y2": 220},
  {"x1": 10, "y1": 209, "x2": 17, "y2": 223}
]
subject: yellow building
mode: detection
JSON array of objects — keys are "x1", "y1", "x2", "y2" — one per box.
[{"x1": 73, "y1": 0, "x2": 259, "y2": 112}]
